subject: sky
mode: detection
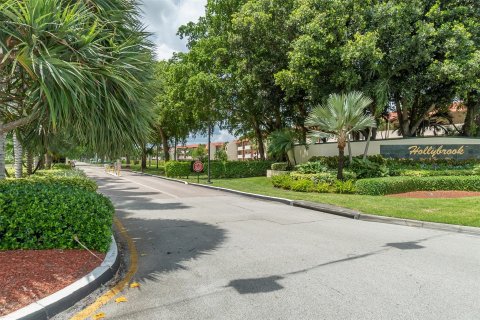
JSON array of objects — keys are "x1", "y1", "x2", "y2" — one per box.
[
  {"x1": 139, "y1": 0, "x2": 207, "y2": 60},
  {"x1": 139, "y1": 0, "x2": 237, "y2": 143}
]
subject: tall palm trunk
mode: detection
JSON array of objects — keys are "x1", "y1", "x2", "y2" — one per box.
[
  {"x1": 26, "y1": 150, "x2": 34, "y2": 175},
  {"x1": 13, "y1": 132, "x2": 23, "y2": 178},
  {"x1": 0, "y1": 131, "x2": 6, "y2": 179},
  {"x1": 337, "y1": 135, "x2": 346, "y2": 180},
  {"x1": 45, "y1": 153, "x2": 52, "y2": 169}
]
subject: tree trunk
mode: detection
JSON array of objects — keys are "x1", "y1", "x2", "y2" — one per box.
[
  {"x1": 45, "y1": 153, "x2": 52, "y2": 169},
  {"x1": 13, "y1": 132, "x2": 23, "y2": 178},
  {"x1": 125, "y1": 154, "x2": 131, "y2": 168},
  {"x1": 0, "y1": 131, "x2": 6, "y2": 179},
  {"x1": 26, "y1": 150, "x2": 33, "y2": 175},
  {"x1": 156, "y1": 143, "x2": 159, "y2": 168},
  {"x1": 253, "y1": 121, "x2": 266, "y2": 160},
  {"x1": 141, "y1": 145, "x2": 147, "y2": 172},
  {"x1": 337, "y1": 146, "x2": 345, "y2": 180},
  {"x1": 463, "y1": 92, "x2": 479, "y2": 136},
  {"x1": 159, "y1": 129, "x2": 170, "y2": 161},
  {"x1": 363, "y1": 127, "x2": 372, "y2": 160},
  {"x1": 347, "y1": 134, "x2": 353, "y2": 163}
]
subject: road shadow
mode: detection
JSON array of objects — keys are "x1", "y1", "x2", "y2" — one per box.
[
  {"x1": 227, "y1": 235, "x2": 436, "y2": 295},
  {"x1": 116, "y1": 213, "x2": 227, "y2": 284}
]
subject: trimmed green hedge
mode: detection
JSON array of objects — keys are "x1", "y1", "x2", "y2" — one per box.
[
  {"x1": 165, "y1": 161, "x2": 273, "y2": 178},
  {"x1": 0, "y1": 180, "x2": 114, "y2": 252},
  {"x1": 0, "y1": 171, "x2": 98, "y2": 192},
  {"x1": 165, "y1": 161, "x2": 191, "y2": 178},
  {"x1": 356, "y1": 176, "x2": 480, "y2": 195}
]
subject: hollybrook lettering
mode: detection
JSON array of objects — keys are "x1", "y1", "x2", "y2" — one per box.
[{"x1": 408, "y1": 145, "x2": 465, "y2": 159}]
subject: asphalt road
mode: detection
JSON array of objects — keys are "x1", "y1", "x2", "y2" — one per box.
[{"x1": 77, "y1": 164, "x2": 480, "y2": 320}]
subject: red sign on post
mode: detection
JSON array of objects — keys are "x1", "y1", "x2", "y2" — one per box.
[{"x1": 193, "y1": 160, "x2": 204, "y2": 173}]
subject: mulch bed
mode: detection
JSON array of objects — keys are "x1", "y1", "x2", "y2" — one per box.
[
  {"x1": 0, "y1": 249, "x2": 105, "y2": 316},
  {"x1": 387, "y1": 190, "x2": 480, "y2": 198}
]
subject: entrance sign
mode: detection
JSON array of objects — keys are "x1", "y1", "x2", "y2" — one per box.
[
  {"x1": 380, "y1": 144, "x2": 480, "y2": 160},
  {"x1": 193, "y1": 160, "x2": 204, "y2": 173}
]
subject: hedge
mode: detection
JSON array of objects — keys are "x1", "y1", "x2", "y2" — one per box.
[
  {"x1": 165, "y1": 161, "x2": 191, "y2": 178},
  {"x1": 165, "y1": 160, "x2": 273, "y2": 178},
  {"x1": 0, "y1": 180, "x2": 114, "y2": 252},
  {"x1": 271, "y1": 174, "x2": 356, "y2": 194},
  {"x1": 0, "y1": 173, "x2": 98, "y2": 192},
  {"x1": 271, "y1": 162, "x2": 288, "y2": 171},
  {"x1": 356, "y1": 176, "x2": 480, "y2": 195}
]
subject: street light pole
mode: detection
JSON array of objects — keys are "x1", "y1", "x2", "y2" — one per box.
[{"x1": 207, "y1": 123, "x2": 212, "y2": 184}]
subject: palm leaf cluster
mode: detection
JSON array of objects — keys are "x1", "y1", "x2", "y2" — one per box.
[
  {"x1": 0, "y1": 0, "x2": 154, "y2": 158},
  {"x1": 306, "y1": 91, "x2": 376, "y2": 179}
]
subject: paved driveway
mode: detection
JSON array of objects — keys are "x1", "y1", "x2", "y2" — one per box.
[{"x1": 77, "y1": 165, "x2": 480, "y2": 320}]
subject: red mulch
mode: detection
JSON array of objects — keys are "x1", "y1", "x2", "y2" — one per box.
[
  {"x1": 387, "y1": 190, "x2": 480, "y2": 198},
  {"x1": 0, "y1": 249, "x2": 105, "y2": 316}
]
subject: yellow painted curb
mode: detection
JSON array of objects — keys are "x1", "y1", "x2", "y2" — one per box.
[{"x1": 70, "y1": 218, "x2": 138, "y2": 320}]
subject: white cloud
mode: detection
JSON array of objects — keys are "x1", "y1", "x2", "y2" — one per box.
[{"x1": 139, "y1": 0, "x2": 207, "y2": 60}]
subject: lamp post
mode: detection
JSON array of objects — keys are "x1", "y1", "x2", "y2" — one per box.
[{"x1": 207, "y1": 123, "x2": 212, "y2": 184}]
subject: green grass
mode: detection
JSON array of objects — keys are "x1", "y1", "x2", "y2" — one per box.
[
  {"x1": 128, "y1": 168, "x2": 480, "y2": 228},
  {"x1": 188, "y1": 176, "x2": 480, "y2": 228}
]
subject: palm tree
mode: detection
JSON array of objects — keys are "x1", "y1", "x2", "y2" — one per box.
[
  {"x1": 0, "y1": 0, "x2": 154, "y2": 178},
  {"x1": 306, "y1": 92, "x2": 376, "y2": 180},
  {"x1": 268, "y1": 129, "x2": 298, "y2": 166}
]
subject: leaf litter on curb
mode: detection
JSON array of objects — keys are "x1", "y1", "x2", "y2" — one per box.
[
  {"x1": 93, "y1": 312, "x2": 106, "y2": 319},
  {"x1": 130, "y1": 282, "x2": 140, "y2": 288}
]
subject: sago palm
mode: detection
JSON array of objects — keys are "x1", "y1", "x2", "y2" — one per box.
[{"x1": 306, "y1": 92, "x2": 376, "y2": 180}]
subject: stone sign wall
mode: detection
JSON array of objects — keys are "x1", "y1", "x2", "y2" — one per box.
[{"x1": 380, "y1": 144, "x2": 480, "y2": 160}]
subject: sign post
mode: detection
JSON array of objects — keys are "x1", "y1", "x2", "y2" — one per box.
[{"x1": 192, "y1": 160, "x2": 204, "y2": 183}]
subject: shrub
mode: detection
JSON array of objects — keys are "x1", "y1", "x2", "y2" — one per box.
[
  {"x1": 307, "y1": 156, "x2": 339, "y2": 169},
  {"x1": 348, "y1": 158, "x2": 389, "y2": 179},
  {"x1": 271, "y1": 162, "x2": 289, "y2": 171},
  {"x1": 165, "y1": 161, "x2": 191, "y2": 178},
  {"x1": 0, "y1": 181, "x2": 114, "y2": 252},
  {"x1": 356, "y1": 176, "x2": 480, "y2": 195},
  {"x1": 334, "y1": 180, "x2": 357, "y2": 194},
  {"x1": 290, "y1": 179, "x2": 315, "y2": 192},
  {"x1": 291, "y1": 171, "x2": 356, "y2": 183},
  {"x1": 271, "y1": 174, "x2": 294, "y2": 189},
  {"x1": 295, "y1": 162, "x2": 329, "y2": 174}
]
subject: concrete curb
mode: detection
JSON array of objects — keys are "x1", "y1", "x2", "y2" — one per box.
[
  {"x1": 127, "y1": 170, "x2": 480, "y2": 236},
  {"x1": 2, "y1": 236, "x2": 120, "y2": 320}
]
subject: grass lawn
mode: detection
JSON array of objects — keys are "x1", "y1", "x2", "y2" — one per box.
[
  {"x1": 186, "y1": 176, "x2": 480, "y2": 228},
  {"x1": 128, "y1": 168, "x2": 480, "y2": 228}
]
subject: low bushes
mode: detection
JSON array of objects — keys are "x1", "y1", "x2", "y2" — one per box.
[
  {"x1": 348, "y1": 158, "x2": 389, "y2": 179},
  {"x1": 271, "y1": 162, "x2": 289, "y2": 171},
  {"x1": 271, "y1": 174, "x2": 356, "y2": 194},
  {"x1": 1, "y1": 170, "x2": 98, "y2": 192},
  {"x1": 0, "y1": 180, "x2": 114, "y2": 252},
  {"x1": 356, "y1": 176, "x2": 480, "y2": 195}
]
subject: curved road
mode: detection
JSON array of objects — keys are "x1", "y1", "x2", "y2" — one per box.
[{"x1": 75, "y1": 164, "x2": 480, "y2": 319}]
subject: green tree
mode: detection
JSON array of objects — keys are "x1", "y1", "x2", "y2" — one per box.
[{"x1": 306, "y1": 92, "x2": 376, "y2": 180}]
